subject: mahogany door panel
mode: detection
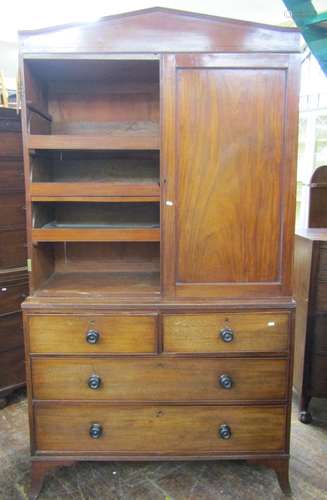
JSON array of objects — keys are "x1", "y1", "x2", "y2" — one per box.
[
  {"x1": 162, "y1": 54, "x2": 299, "y2": 298},
  {"x1": 31, "y1": 356, "x2": 288, "y2": 401},
  {"x1": 34, "y1": 403, "x2": 287, "y2": 454}
]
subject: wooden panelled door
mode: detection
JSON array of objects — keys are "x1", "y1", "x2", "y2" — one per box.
[{"x1": 162, "y1": 54, "x2": 300, "y2": 299}]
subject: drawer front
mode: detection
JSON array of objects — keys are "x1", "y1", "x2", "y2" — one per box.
[
  {"x1": 34, "y1": 404, "x2": 287, "y2": 454},
  {"x1": 316, "y1": 283, "x2": 327, "y2": 312},
  {"x1": 0, "y1": 193, "x2": 25, "y2": 228},
  {"x1": 0, "y1": 283, "x2": 27, "y2": 315},
  {"x1": 312, "y1": 315, "x2": 327, "y2": 354},
  {"x1": 0, "y1": 132, "x2": 22, "y2": 157},
  {"x1": 0, "y1": 229, "x2": 26, "y2": 269},
  {"x1": 318, "y1": 245, "x2": 327, "y2": 281},
  {"x1": 310, "y1": 354, "x2": 327, "y2": 397},
  {"x1": 0, "y1": 312, "x2": 24, "y2": 353},
  {"x1": 163, "y1": 313, "x2": 289, "y2": 353},
  {"x1": 31, "y1": 357, "x2": 288, "y2": 401},
  {"x1": 0, "y1": 160, "x2": 24, "y2": 192},
  {"x1": 0, "y1": 347, "x2": 25, "y2": 390},
  {"x1": 28, "y1": 315, "x2": 157, "y2": 354}
]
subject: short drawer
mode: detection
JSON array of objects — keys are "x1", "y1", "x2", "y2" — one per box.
[
  {"x1": 318, "y1": 246, "x2": 327, "y2": 281},
  {"x1": 31, "y1": 357, "x2": 288, "y2": 401},
  {"x1": 0, "y1": 312, "x2": 24, "y2": 353},
  {"x1": 34, "y1": 404, "x2": 287, "y2": 454},
  {"x1": 28, "y1": 315, "x2": 157, "y2": 354},
  {"x1": 163, "y1": 313, "x2": 289, "y2": 354},
  {"x1": 0, "y1": 346, "x2": 25, "y2": 389},
  {"x1": 316, "y1": 283, "x2": 327, "y2": 312},
  {"x1": 312, "y1": 315, "x2": 327, "y2": 354},
  {"x1": 0, "y1": 193, "x2": 25, "y2": 228},
  {"x1": 310, "y1": 354, "x2": 327, "y2": 397},
  {"x1": 0, "y1": 283, "x2": 27, "y2": 315}
]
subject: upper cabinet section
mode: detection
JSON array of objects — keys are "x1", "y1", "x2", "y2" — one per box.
[{"x1": 19, "y1": 7, "x2": 301, "y2": 55}]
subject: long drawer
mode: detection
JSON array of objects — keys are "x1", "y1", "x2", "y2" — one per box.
[
  {"x1": 28, "y1": 314, "x2": 157, "y2": 354},
  {"x1": 34, "y1": 404, "x2": 287, "y2": 454},
  {"x1": 163, "y1": 312, "x2": 289, "y2": 353},
  {"x1": 31, "y1": 357, "x2": 288, "y2": 401}
]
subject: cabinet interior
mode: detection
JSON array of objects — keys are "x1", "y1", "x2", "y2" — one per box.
[
  {"x1": 25, "y1": 59, "x2": 160, "y2": 138},
  {"x1": 26, "y1": 58, "x2": 161, "y2": 296},
  {"x1": 32, "y1": 242, "x2": 160, "y2": 296}
]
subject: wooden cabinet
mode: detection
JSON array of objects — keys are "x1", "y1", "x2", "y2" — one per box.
[
  {"x1": 19, "y1": 8, "x2": 301, "y2": 499},
  {"x1": 0, "y1": 108, "x2": 28, "y2": 408},
  {"x1": 294, "y1": 165, "x2": 327, "y2": 423}
]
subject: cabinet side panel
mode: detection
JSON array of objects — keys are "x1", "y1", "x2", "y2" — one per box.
[{"x1": 293, "y1": 236, "x2": 313, "y2": 397}]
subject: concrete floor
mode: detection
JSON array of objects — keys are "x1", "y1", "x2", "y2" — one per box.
[{"x1": 0, "y1": 391, "x2": 326, "y2": 500}]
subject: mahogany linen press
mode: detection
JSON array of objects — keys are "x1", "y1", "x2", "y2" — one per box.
[{"x1": 18, "y1": 8, "x2": 302, "y2": 498}]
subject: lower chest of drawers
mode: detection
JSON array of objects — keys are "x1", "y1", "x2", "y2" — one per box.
[{"x1": 25, "y1": 309, "x2": 291, "y2": 456}]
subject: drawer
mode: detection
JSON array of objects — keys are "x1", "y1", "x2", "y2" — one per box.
[
  {"x1": 31, "y1": 357, "x2": 288, "y2": 401},
  {"x1": 318, "y1": 246, "x2": 327, "y2": 281},
  {"x1": 34, "y1": 404, "x2": 287, "y2": 454},
  {"x1": 0, "y1": 283, "x2": 27, "y2": 315},
  {"x1": 0, "y1": 193, "x2": 25, "y2": 228},
  {"x1": 0, "y1": 347, "x2": 25, "y2": 390},
  {"x1": 0, "y1": 132, "x2": 22, "y2": 157},
  {"x1": 310, "y1": 354, "x2": 327, "y2": 397},
  {"x1": 312, "y1": 315, "x2": 327, "y2": 354},
  {"x1": 0, "y1": 160, "x2": 24, "y2": 192},
  {"x1": 163, "y1": 313, "x2": 289, "y2": 354},
  {"x1": 0, "y1": 229, "x2": 26, "y2": 269},
  {"x1": 28, "y1": 315, "x2": 157, "y2": 354},
  {"x1": 316, "y1": 283, "x2": 327, "y2": 312},
  {"x1": 0, "y1": 312, "x2": 24, "y2": 353}
]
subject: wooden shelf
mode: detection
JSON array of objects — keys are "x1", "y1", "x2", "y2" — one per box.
[
  {"x1": 30, "y1": 182, "x2": 160, "y2": 202},
  {"x1": 27, "y1": 134, "x2": 160, "y2": 151},
  {"x1": 35, "y1": 271, "x2": 160, "y2": 297},
  {"x1": 32, "y1": 226, "x2": 160, "y2": 243}
]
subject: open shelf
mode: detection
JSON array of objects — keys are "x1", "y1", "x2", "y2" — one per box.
[
  {"x1": 32, "y1": 202, "x2": 160, "y2": 242},
  {"x1": 25, "y1": 59, "x2": 160, "y2": 149},
  {"x1": 27, "y1": 129, "x2": 160, "y2": 151},
  {"x1": 30, "y1": 183, "x2": 160, "y2": 202},
  {"x1": 30, "y1": 150, "x2": 160, "y2": 201},
  {"x1": 35, "y1": 271, "x2": 160, "y2": 296},
  {"x1": 31, "y1": 242, "x2": 160, "y2": 296},
  {"x1": 25, "y1": 58, "x2": 162, "y2": 296},
  {"x1": 32, "y1": 227, "x2": 160, "y2": 243}
]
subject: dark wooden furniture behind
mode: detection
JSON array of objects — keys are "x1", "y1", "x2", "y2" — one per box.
[
  {"x1": 294, "y1": 165, "x2": 327, "y2": 423},
  {"x1": 0, "y1": 107, "x2": 28, "y2": 408},
  {"x1": 18, "y1": 8, "x2": 301, "y2": 499}
]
